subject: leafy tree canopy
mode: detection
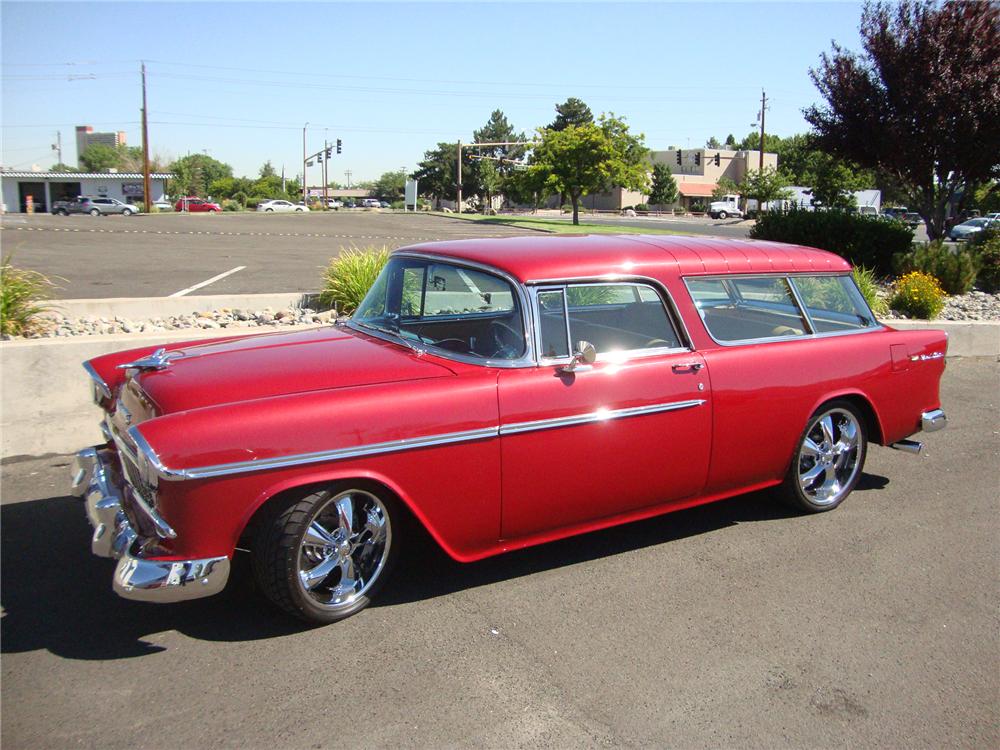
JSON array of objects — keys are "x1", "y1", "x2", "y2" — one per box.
[
  {"x1": 739, "y1": 167, "x2": 793, "y2": 208},
  {"x1": 805, "y1": 0, "x2": 1000, "y2": 238},
  {"x1": 168, "y1": 154, "x2": 233, "y2": 198},
  {"x1": 259, "y1": 161, "x2": 277, "y2": 179},
  {"x1": 413, "y1": 142, "x2": 480, "y2": 206},
  {"x1": 49, "y1": 163, "x2": 79, "y2": 173},
  {"x1": 705, "y1": 136, "x2": 723, "y2": 149},
  {"x1": 530, "y1": 113, "x2": 649, "y2": 224},
  {"x1": 373, "y1": 170, "x2": 406, "y2": 201},
  {"x1": 79, "y1": 144, "x2": 121, "y2": 172}
]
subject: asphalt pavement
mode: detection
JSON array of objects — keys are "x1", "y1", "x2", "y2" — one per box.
[
  {"x1": 0, "y1": 211, "x2": 542, "y2": 299},
  {"x1": 2, "y1": 357, "x2": 997, "y2": 749}
]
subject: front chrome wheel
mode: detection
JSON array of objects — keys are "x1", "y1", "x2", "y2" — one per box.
[
  {"x1": 780, "y1": 401, "x2": 867, "y2": 513},
  {"x1": 254, "y1": 484, "x2": 399, "y2": 623},
  {"x1": 296, "y1": 489, "x2": 391, "y2": 611}
]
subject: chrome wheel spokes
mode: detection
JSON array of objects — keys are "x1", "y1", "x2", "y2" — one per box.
[
  {"x1": 296, "y1": 489, "x2": 392, "y2": 610},
  {"x1": 796, "y1": 408, "x2": 862, "y2": 506}
]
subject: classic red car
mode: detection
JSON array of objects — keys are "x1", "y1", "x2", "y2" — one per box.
[
  {"x1": 71, "y1": 235, "x2": 947, "y2": 623},
  {"x1": 174, "y1": 196, "x2": 221, "y2": 213}
]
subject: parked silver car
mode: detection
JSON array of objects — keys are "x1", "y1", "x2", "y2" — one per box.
[
  {"x1": 948, "y1": 217, "x2": 997, "y2": 241},
  {"x1": 51, "y1": 196, "x2": 139, "y2": 216}
]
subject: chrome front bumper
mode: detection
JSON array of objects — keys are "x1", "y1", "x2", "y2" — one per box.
[{"x1": 71, "y1": 447, "x2": 230, "y2": 603}]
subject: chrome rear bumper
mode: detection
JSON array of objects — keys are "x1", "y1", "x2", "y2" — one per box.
[
  {"x1": 921, "y1": 408, "x2": 947, "y2": 432},
  {"x1": 71, "y1": 447, "x2": 230, "y2": 603}
]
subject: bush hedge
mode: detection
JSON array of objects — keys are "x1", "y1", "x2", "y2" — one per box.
[
  {"x1": 969, "y1": 229, "x2": 1000, "y2": 292},
  {"x1": 749, "y1": 210, "x2": 914, "y2": 276},
  {"x1": 894, "y1": 241, "x2": 980, "y2": 295}
]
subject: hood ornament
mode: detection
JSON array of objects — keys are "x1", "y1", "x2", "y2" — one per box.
[{"x1": 117, "y1": 347, "x2": 180, "y2": 372}]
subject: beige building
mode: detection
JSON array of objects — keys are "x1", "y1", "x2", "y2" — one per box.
[{"x1": 584, "y1": 148, "x2": 779, "y2": 211}]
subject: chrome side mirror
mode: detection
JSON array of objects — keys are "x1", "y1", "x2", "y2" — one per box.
[{"x1": 561, "y1": 340, "x2": 597, "y2": 373}]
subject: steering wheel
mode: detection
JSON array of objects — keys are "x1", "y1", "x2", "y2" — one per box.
[
  {"x1": 487, "y1": 321, "x2": 524, "y2": 359},
  {"x1": 433, "y1": 338, "x2": 469, "y2": 353}
]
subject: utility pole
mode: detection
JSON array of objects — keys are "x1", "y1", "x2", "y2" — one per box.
[
  {"x1": 52, "y1": 131, "x2": 62, "y2": 164},
  {"x1": 302, "y1": 122, "x2": 309, "y2": 203},
  {"x1": 345, "y1": 169, "x2": 352, "y2": 188},
  {"x1": 456, "y1": 140, "x2": 462, "y2": 214},
  {"x1": 141, "y1": 62, "x2": 151, "y2": 213},
  {"x1": 323, "y1": 140, "x2": 329, "y2": 206},
  {"x1": 758, "y1": 90, "x2": 767, "y2": 172}
]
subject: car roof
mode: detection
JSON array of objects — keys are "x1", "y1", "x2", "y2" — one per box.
[{"x1": 396, "y1": 234, "x2": 852, "y2": 283}]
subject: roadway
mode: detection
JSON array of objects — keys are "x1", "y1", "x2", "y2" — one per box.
[{"x1": 1, "y1": 357, "x2": 996, "y2": 748}]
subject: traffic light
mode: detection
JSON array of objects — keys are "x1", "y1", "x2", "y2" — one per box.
[
  {"x1": 694, "y1": 152, "x2": 701, "y2": 166},
  {"x1": 336, "y1": 139, "x2": 342, "y2": 154},
  {"x1": 714, "y1": 153, "x2": 721, "y2": 167},
  {"x1": 676, "y1": 150, "x2": 682, "y2": 165}
]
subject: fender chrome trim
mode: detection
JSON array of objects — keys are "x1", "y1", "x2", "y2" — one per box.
[
  {"x1": 499, "y1": 399, "x2": 706, "y2": 436},
  {"x1": 131, "y1": 398, "x2": 706, "y2": 482}
]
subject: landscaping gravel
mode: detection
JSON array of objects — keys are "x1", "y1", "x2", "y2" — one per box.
[{"x1": 6, "y1": 290, "x2": 999, "y2": 339}]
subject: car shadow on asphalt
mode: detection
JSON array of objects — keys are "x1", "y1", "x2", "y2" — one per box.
[
  {"x1": 377, "y1": 473, "x2": 890, "y2": 608},
  {"x1": 1, "y1": 473, "x2": 890, "y2": 660}
]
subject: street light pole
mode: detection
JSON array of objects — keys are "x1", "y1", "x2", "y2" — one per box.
[
  {"x1": 456, "y1": 140, "x2": 462, "y2": 213},
  {"x1": 302, "y1": 122, "x2": 309, "y2": 203}
]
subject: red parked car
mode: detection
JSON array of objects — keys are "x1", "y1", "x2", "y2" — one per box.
[
  {"x1": 72, "y1": 235, "x2": 948, "y2": 623},
  {"x1": 174, "y1": 196, "x2": 221, "y2": 213}
]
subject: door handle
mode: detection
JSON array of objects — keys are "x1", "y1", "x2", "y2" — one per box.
[{"x1": 672, "y1": 362, "x2": 703, "y2": 372}]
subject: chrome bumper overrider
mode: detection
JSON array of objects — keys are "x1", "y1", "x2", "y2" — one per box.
[
  {"x1": 71, "y1": 447, "x2": 230, "y2": 603},
  {"x1": 921, "y1": 409, "x2": 947, "y2": 432}
]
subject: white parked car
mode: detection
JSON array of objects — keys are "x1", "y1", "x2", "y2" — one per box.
[
  {"x1": 257, "y1": 199, "x2": 308, "y2": 213},
  {"x1": 361, "y1": 198, "x2": 381, "y2": 208},
  {"x1": 324, "y1": 198, "x2": 343, "y2": 209}
]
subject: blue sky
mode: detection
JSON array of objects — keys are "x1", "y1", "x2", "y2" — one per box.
[{"x1": 2, "y1": 1, "x2": 865, "y2": 184}]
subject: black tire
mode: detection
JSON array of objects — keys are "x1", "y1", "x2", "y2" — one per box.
[
  {"x1": 122, "y1": 208, "x2": 133, "y2": 216},
  {"x1": 265, "y1": 208, "x2": 273, "y2": 212},
  {"x1": 89, "y1": 208, "x2": 100, "y2": 216},
  {"x1": 718, "y1": 210, "x2": 728, "y2": 219},
  {"x1": 252, "y1": 483, "x2": 400, "y2": 623},
  {"x1": 779, "y1": 400, "x2": 867, "y2": 513}
]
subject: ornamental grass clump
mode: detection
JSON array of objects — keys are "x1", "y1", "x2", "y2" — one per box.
[
  {"x1": 890, "y1": 271, "x2": 946, "y2": 319},
  {"x1": 319, "y1": 245, "x2": 390, "y2": 314},
  {"x1": 851, "y1": 265, "x2": 889, "y2": 317},
  {"x1": 0, "y1": 256, "x2": 58, "y2": 336}
]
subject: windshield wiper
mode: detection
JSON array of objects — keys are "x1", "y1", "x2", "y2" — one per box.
[{"x1": 352, "y1": 320, "x2": 425, "y2": 355}]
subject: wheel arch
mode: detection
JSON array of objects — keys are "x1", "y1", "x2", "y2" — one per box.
[
  {"x1": 806, "y1": 390, "x2": 886, "y2": 446},
  {"x1": 235, "y1": 469, "x2": 456, "y2": 560}
]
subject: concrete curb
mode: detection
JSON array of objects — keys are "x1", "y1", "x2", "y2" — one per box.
[{"x1": 2, "y1": 293, "x2": 996, "y2": 459}]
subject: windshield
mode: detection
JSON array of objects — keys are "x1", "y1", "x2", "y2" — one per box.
[{"x1": 353, "y1": 256, "x2": 526, "y2": 361}]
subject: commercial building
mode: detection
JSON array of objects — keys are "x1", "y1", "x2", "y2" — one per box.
[
  {"x1": 75, "y1": 126, "x2": 127, "y2": 167},
  {"x1": 584, "y1": 148, "x2": 779, "y2": 212},
  {"x1": 1, "y1": 170, "x2": 172, "y2": 213}
]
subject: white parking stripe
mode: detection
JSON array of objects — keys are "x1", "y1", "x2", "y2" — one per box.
[{"x1": 169, "y1": 265, "x2": 247, "y2": 297}]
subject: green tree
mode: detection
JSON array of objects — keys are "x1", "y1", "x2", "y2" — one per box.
[
  {"x1": 712, "y1": 177, "x2": 741, "y2": 200},
  {"x1": 49, "y1": 163, "x2": 79, "y2": 173},
  {"x1": 473, "y1": 109, "x2": 527, "y2": 205},
  {"x1": 724, "y1": 134, "x2": 737, "y2": 148},
  {"x1": 705, "y1": 136, "x2": 723, "y2": 149},
  {"x1": 549, "y1": 97, "x2": 594, "y2": 131},
  {"x1": 259, "y1": 161, "x2": 277, "y2": 179},
  {"x1": 649, "y1": 162, "x2": 678, "y2": 206},
  {"x1": 78, "y1": 144, "x2": 120, "y2": 172},
  {"x1": 739, "y1": 167, "x2": 793, "y2": 211},
  {"x1": 477, "y1": 159, "x2": 503, "y2": 212},
  {"x1": 735, "y1": 131, "x2": 784, "y2": 153},
  {"x1": 805, "y1": 0, "x2": 1000, "y2": 238},
  {"x1": 530, "y1": 114, "x2": 649, "y2": 225},
  {"x1": 413, "y1": 142, "x2": 480, "y2": 207},
  {"x1": 373, "y1": 170, "x2": 406, "y2": 201},
  {"x1": 168, "y1": 154, "x2": 233, "y2": 197},
  {"x1": 973, "y1": 181, "x2": 1000, "y2": 214}
]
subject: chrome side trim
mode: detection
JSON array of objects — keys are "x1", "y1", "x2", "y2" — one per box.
[
  {"x1": 131, "y1": 397, "x2": 707, "y2": 482},
  {"x1": 499, "y1": 399, "x2": 707, "y2": 436},
  {"x1": 130, "y1": 424, "x2": 500, "y2": 482},
  {"x1": 83, "y1": 361, "x2": 112, "y2": 402}
]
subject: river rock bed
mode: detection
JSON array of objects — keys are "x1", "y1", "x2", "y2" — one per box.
[
  {"x1": 14, "y1": 307, "x2": 343, "y2": 339},
  {"x1": 880, "y1": 289, "x2": 1000, "y2": 321}
]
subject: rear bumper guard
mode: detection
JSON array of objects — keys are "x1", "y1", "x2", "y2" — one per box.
[
  {"x1": 890, "y1": 409, "x2": 948, "y2": 454},
  {"x1": 71, "y1": 447, "x2": 230, "y2": 603}
]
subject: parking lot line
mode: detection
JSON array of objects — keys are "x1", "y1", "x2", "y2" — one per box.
[{"x1": 169, "y1": 265, "x2": 247, "y2": 297}]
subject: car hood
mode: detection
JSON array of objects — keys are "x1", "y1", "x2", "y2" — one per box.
[{"x1": 133, "y1": 325, "x2": 456, "y2": 415}]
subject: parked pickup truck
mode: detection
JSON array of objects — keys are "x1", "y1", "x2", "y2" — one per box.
[{"x1": 51, "y1": 196, "x2": 138, "y2": 216}]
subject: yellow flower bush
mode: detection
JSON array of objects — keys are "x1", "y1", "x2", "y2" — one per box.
[{"x1": 890, "y1": 271, "x2": 946, "y2": 319}]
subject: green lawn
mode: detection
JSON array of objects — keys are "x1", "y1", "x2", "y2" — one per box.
[{"x1": 436, "y1": 212, "x2": 683, "y2": 235}]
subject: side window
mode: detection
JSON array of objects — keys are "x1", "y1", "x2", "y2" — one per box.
[
  {"x1": 791, "y1": 275, "x2": 877, "y2": 332},
  {"x1": 689, "y1": 277, "x2": 808, "y2": 342},
  {"x1": 546, "y1": 283, "x2": 681, "y2": 356},
  {"x1": 537, "y1": 289, "x2": 570, "y2": 358}
]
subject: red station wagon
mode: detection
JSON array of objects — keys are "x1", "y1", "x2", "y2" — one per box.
[
  {"x1": 71, "y1": 236, "x2": 948, "y2": 623},
  {"x1": 174, "y1": 196, "x2": 222, "y2": 213}
]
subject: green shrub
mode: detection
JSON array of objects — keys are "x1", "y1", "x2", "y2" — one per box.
[
  {"x1": 390, "y1": 200, "x2": 405, "y2": 210},
  {"x1": 969, "y1": 228, "x2": 1000, "y2": 292},
  {"x1": 561, "y1": 204, "x2": 573, "y2": 214},
  {"x1": 232, "y1": 191, "x2": 248, "y2": 207},
  {"x1": 749, "y1": 210, "x2": 914, "y2": 276},
  {"x1": 318, "y1": 246, "x2": 390, "y2": 314},
  {"x1": 0, "y1": 256, "x2": 58, "y2": 336},
  {"x1": 634, "y1": 203, "x2": 649, "y2": 213},
  {"x1": 890, "y1": 271, "x2": 946, "y2": 319},
  {"x1": 222, "y1": 199, "x2": 241, "y2": 212},
  {"x1": 245, "y1": 197, "x2": 260, "y2": 209},
  {"x1": 851, "y1": 265, "x2": 889, "y2": 317},
  {"x1": 894, "y1": 241, "x2": 980, "y2": 294}
]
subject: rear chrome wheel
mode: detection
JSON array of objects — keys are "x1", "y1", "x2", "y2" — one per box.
[
  {"x1": 254, "y1": 484, "x2": 398, "y2": 623},
  {"x1": 780, "y1": 401, "x2": 867, "y2": 512}
]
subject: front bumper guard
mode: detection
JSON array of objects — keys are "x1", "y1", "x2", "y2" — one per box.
[{"x1": 71, "y1": 447, "x2": 230, "y2": 603}]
